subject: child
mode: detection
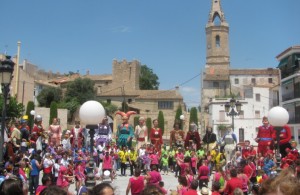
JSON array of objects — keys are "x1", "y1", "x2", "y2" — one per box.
[
  {"x1": 61, "y1": 131, "x2": 71, "y2": 151},
  {"x1": 211, "y1": 181, "x2": 221, "y2": 195},
  {"x1": 158, "y1": 181, "x2": 168, "y2": 194},
  {"x1": 161, "y1": 153, "x2": 169, "y2": 175}
]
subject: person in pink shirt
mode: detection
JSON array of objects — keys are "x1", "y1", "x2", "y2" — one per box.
[
  {"x1": 150, "y1": 152, "x2": 159, "y2": 170},
  {"x1": 190, "y1": 151, "x2": 198, "y2": 175},
  {"x1": 146, "y1": 165, "x2": 162, "y2": 186},
  {"x1": 56, "y1": 165, "x2": 74, "y2": 193},
  {"x1": 101, "y1": 151, "x2": 114, "y2": 183},
  {"x1": 126, "y1": 168, "x2": 145, "y2": 195},
  {"x1": 74, "y1": 159, "x2": 85, "y2": 191},
  {"x1": 175, "y1": 148, "x2": 185, "y2": 177}
]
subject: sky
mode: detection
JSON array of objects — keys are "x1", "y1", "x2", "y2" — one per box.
[{"x1": 1, "y1": 0, "x2": 300, "y2": 109}]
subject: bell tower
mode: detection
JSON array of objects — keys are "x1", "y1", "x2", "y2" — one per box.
[
  {"x1": 201, "y1": 0, "x2": 231, "y2": 120},
  {"x1": 205, "y1": 0, "x2": 230, "y2": 77}
]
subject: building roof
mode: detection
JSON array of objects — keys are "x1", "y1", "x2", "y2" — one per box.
[
  {"x1": 230, "y1": 68, "x2": 279, "y2": 75},
  {"x1": 83, "y1": 74, "x2": 112, "y2": 81},
  {"x1": 204, "y1": 74, "x2": 229, "y2": 81},
  {"x1": 48, "y1": 74, "x2": 81, "y2": 85},
  {"x1": 98, "y1": 89, "x2": 183, "y2": 100},
  {"x1": 35, "y1": 80, "x2": 58, "y2": 87},
  {"x1": 276, "y1": 45, "x2": 300, "y2": 60}
]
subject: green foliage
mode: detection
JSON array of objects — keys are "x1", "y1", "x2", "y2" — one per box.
[
  {"x1": 64, "y1": 78, "x2": 96, "y2": 104},
  {"x1": 146, "y1": 117, "x2": 152, "y2": 142},
  {"x1": 217, "y1": 124, "x2": 227, "y2": 131},
  {"x1": 139, "y1": 65, "x2": 160, "y2": 90},
  {"x1": 134, "y1": 116, "x2": 139, "y2": 129},
  {"x1": 25, "y1": 101, "x2": 35, "y2": 130},
  {"x1": 189, "y1": 107, "x2": 198, "y2": 130},
  {"x1": 158, "y1": 111, "x2": 165, "y2": 134},
  {"x1": 37, "y1": 87, "x2": 62, "y2": 107},
  {"x1": 49, "y1": 101, "x2": 58, "y2": 125},
  {"x1": 175, "y1": 105, "x2": 183, "y2": 129},
  {"x1": 98, "y1": 100, "x2": 118, "y2": 115},
  {"x1": 121, "y1": 101, "x2": 129, "y2": 112},
  {"x1": 57, "y1": 98, "x2": 80, "y2": 122},
  {"x1": 0, "y1": 96, "x2": 25, "y2": 119}
]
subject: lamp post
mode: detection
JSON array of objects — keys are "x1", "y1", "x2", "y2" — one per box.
[
  {"x1": 224, "y1": 98, "x2": 242, "y2": 132},
  {"x1": 268, "y1": 106, "x2": 289, "y2": 173},
  {"x1": 79, "y1": 100, "x2": 105, "y2": 189},
  {"x1": 0, "y1": 56, "x2": 15, "y2": 164}
]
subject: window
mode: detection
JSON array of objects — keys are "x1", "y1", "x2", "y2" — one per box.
[
  {"x1": 216, "y1": 35, "x2": 220, "y2": 47},
  {"x1": 234, "y1": 78, "x2": 239, "y2": 84},
  {"x1": 213, "y1": 81, "x2": 219, "y2": 88},
  {"x1": 239, "y1": 110, "x2": 244, "y2": 119},
  {"x1": 251, "y1": 78, "x2": 256, "y2": 84},
  {"x1": 219, "y1": 110, "x2": 225, "y2": 122},
  {"x1": 255, "y1": 110, "x2": 260, "y2": 118},
  {"x1": 256, "y1": 94, "x2": 261, "y2": 102},
  {"x1": 239, "y1": 128, "x2": 245, "y2": 142},
  {"x1": 158, "y1": 101, "x2": 174, "y2": 109},
  {"x1": 268, "y1": 78, "x2": 273, "y2": 83}
]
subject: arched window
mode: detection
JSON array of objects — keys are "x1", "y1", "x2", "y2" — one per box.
[{"x1": 216, "y1": 35, "x2": 220, "y2": 47}]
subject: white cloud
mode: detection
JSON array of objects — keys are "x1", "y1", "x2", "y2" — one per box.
[{"x1": 112, "y1": 25, "x2": 131, "y2": 33}]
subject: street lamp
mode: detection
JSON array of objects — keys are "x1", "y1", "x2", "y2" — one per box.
[
  {"x1": 268, "y1": 106, "x2": 289, "y2": 173},
  {"x1": 0, "y1": 56, "x2": 15, "y2": 164},
  {"x1": 79, "y1": 100, "x2": 105, "y2": 189},
  {"x1": 224, "y1": 98, "x2": 242, "y2": 132}
]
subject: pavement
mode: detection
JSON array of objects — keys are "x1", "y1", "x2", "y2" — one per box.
[{"x1": 67, "y1": 169, "x2": 180, "y2": 195}]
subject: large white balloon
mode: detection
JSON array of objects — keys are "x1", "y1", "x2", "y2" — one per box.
[
  {"x1": 30, "y1": 110, "x2": 35, "y2": 115},
  {"x1": 79, "y1": 101, "x2": 105, "y2": 124},
  {"x1": 268, "y1": 106, "x2": 289, "y2": 127},
  {"x1": 180, "y1": 114, "x2": 185, "y2": 120}
]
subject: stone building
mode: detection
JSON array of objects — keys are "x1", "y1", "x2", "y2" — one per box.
[
  {"x1": 201, "y1": 0, "x2": 280, "y2": 140},
  {"x1": 277, "y1": 45, "x2": 300, "y2": 145}
]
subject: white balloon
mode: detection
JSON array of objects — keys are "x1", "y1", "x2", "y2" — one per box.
[
  {"x1": 79, "y1": 101, "x2": 105, "y2": 124},
  {"x1": 268, "y1": 106, "x2": 289, "y2": 127},
  {"x1": 30, "y1": 110, "x2": 35, "y2": 115},
  {"x1": 180, "y1": 114, "x2": 185, "y2": 120}
]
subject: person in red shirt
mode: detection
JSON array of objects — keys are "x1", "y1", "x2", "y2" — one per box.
[
  {"x1": 126, "y1": 168, "x2": 145, "y2": 195},
  {"x1": 272, "y1": 125, "x2": 292, "y2": 158},
  {"x1": 100, "y1": 151, "x2": 114, "y2": 183},
  {"x1": 183, "y1": 180, "x2": 198, "y2": 195},
  {"x1": 255, "y1": 117, "x2": 275, "y2": 156},
  {"x1": 150, "y1": 119, "x2": 163, "y2": 152},
  {"x1": 221, "y1": 169, "x2": 243, "y2": 195},
  {"x1": 197, "y1": 160, "x2": 209, "y2": 189}
]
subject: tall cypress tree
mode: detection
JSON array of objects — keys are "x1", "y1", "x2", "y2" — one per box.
[
  {"x1": 25, "y1": 101, "x2": 35, "y2": 131},
  {"x1": 146, "y1": 117, "x2": 152, "y2": 142},
  {"x1": 189, "y1": 107, "x2": 199, "y2": 130},
  {"x1": 49, "y1": 101, "x2": 58, "y2": 125},
  {"x1": 158, "y1": 111, "x2": 165, "y2": 135}
]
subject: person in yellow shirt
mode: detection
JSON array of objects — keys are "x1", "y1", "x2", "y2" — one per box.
[
  {"x1": 118, "y1": 146, "x2": 129, "y2": 176},
  {"x1": 129, "y1": 147, "x2": 138, "y2": 176},
  {"x1": 210, "y1": 148, "x2": 219, "y2": 173}
]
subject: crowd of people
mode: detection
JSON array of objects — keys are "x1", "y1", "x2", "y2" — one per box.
[{"x1": 0, "y1": 111, "x2": 300, "y2": 195}]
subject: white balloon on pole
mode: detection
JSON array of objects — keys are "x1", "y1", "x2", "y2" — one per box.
[
  {"x1": 79, "y1": 101, "x2": 105, "y2": 124},
  {"x1": 30, "y1": 110, "x2": 35, "y2": 116},
  {"x1": 268, "y1": 106, "x2": 289, "y2": 127},
  {"x1": 180, "y1": 114, "x2": 185, "y2": 120}
]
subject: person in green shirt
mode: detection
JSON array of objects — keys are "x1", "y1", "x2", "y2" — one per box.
[
  {"x1": 161, "y1": 153, "x2": 169, "y2": 175},
  {"x1": 197, "y1": 146, "x2": 205, "y2": 159}
]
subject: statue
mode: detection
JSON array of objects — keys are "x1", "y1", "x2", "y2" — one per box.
[
  {"x1": 48, "y1": 118, "x2": 62, "y2": 146},
  {"x1": 135, "y1": 117, "x2": 148, "y2": 150},
  {"x1": 222, "y1": 128, "x2": 237, "y2": 163},
  {"x1": 170, "y1": 121, "x2": 185, "y2": 148},
  {"x1": 70, "y1": 120, "x2": 85, "y2": 149},
  {"x1": 184, "y1": 122, "x2": 201, "y2": 150},
  {"x1": 95, "y1": 116, "x2": 112, "y2": 147},
  {"x1": 115, "y1": 111, "x2": 136, "y2": 148},
  {"x1": 150, "y1": 119, "x2": 163, "y2": 151}
]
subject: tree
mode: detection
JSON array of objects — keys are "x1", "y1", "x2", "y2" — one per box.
[
  {"x1": 37, "y1": 87, "x2": 62, "y2": 107},
  {"x1": 175, "y1": 105, "x2": 183, "y2": 129},
  {"x1": 25, "y1": 101, "x2": 35, "y2": 130},
  {"x1": 158, "y1": 111, "x2": 165, "y2": 135},
  {"x1": 49, "y1": 101, "x2": 58, "y2": 125},
  {"x1": 146, "y1": 117, "x2": 152, "y2": 142},
  {"x1": 121, "y1": 101, "x2": 129, "y2": 112},
  {"x1": 139, "y1": 65, "x2": 160, "y2": 90},
  {"x1": 64, "y1": 78, "x2": 96, "y2": 104},
  {"x1": 57, "y1": 98, "x2": 80, "y2": 122},
  {"x1": 134, "y1": 116, "x2": 139, "y2": 129},
  {"x1": 189, "y1": 107, "x2": 199, "y2": 130},
  {"x1": 2, "y1": 96, "x2": 24, "y2": 119}
]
